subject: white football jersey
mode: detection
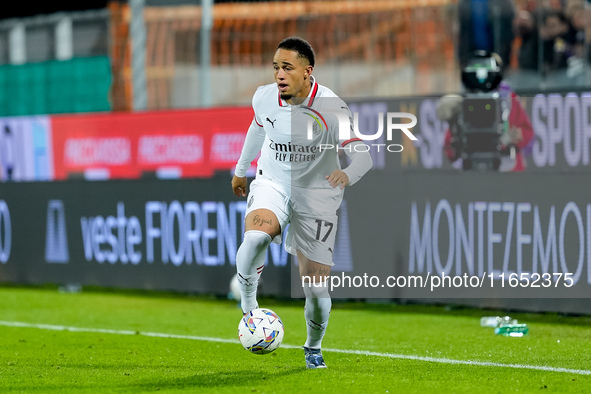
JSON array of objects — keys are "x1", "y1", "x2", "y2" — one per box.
[{"x1": 251, "y1": 76, "x2": 359, "y2": 190}]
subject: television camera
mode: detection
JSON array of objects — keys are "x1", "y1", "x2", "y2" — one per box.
[{"x1": 437, "y1": 51, "x2": 516, "y2": 171}]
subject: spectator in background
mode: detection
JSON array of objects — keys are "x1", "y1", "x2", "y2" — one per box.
[
  {"x1": 515, "y1": 7, "x2": 539, "y2": 71},
  {"x1": 458, "y1": 0, "x2": 516, "y2": 71},
  {"x1": 540, "y1": 9, "x2": 573, "y2": 72},
  {"x1": 515, "y1": 7, "x2": 576, "y2": 75},
  {"x1": 565, "y1": 0, "x2": 586, "y2": 77}
]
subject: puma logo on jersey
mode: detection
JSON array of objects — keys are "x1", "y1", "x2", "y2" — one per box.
[{"x1": 266, "y1": 118, "x2": 277, "y2": 128}]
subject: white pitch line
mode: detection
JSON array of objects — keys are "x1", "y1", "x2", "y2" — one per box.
[
  {"x1": 1, "y1": 320, "x2": 590, "y2": 376},
  {"x1": 321, "y1": 347, "x2": 591, "y2": 376}
]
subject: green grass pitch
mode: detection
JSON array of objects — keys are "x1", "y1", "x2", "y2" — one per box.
[{"x1": 1, "y1": 286, "x2": 590, "y2": 393}]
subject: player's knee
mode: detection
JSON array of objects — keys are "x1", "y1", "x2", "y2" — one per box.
[
  {"x1": 237, "y1": 230, "x2": 273, "y2": 266},
  {"x1": 303, "y1": 281, "x2": 330, "y2": 299},
  {"x1": 242, "y1": 230, "x2": 273, "y2": 249}
]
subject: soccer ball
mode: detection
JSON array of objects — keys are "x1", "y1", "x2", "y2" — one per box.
[{"x1": 238, "y1": 308, "x2": 284, "y2": 354}]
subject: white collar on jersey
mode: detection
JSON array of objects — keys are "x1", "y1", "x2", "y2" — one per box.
[{"x1": 277, "y1": 75, "x2": 319, "y2": 108}]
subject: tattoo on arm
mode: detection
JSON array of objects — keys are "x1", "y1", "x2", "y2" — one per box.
[{"x1": 252, "y1": 215, "x2": 273, "y2": 227}]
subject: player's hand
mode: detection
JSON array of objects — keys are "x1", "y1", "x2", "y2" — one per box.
[
  {"x1": 326, "y1": 170, "x2": 349, "y2": 189},
  {"x1": 232, "y1": 175, "x2": 247, "y2": 197}
]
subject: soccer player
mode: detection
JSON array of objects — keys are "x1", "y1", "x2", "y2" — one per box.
[{"x1": 232, "y1": 37, "x2": 372, "y2": 369}]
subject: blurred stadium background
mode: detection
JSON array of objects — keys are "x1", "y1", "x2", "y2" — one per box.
[
  {"x1": 1, "y1": 0, "x2": 591, "y2": 315},
  {"x1": 6, "y1": 0, "x2": 588, "y2": 114},
  {"x1": 0, "y1": 0, "x2": 461, "y2": 113}
]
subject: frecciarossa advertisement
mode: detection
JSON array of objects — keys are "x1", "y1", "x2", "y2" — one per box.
[
  {"x1": 50, "y1": 108, "x2": 255, "y2": 180},
  {"x1": 0, "y1": 107, "x2": 255, "y2": 182}
]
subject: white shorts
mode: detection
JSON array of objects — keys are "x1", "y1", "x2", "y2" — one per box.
[
  {"x1": 245, "y1": 178, "x2": 291, "y2": 244},
  {"x1": 244, "y1": 178, "x2": 342, "y2": 266}
]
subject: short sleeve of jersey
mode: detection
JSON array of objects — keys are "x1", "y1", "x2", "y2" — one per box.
[
  {"x1": 325, "y1": 100, "x2": 359, "y2": 147},
  {"x1": 252, "y1": 86, "x2": 265, "y2": 127}
]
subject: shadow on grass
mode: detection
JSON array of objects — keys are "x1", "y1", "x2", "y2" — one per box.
[
  {"x1": 133, "y1": 367, "x2": 307, "y2": 391},
  {"x1": 2, "y1": 366, "x2": 308, "y2": 392}
]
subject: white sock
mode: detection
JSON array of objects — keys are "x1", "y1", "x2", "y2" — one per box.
[
  {"x1": 236, "y1": 230, "x2": 272, "y2": 313},
  {"x1": 303, "y1": 281, "x2": 331, "y2": 349}
]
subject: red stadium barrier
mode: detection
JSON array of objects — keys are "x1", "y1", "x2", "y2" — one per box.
[{"x1": 50, "y1": 107, "x2": 255, "y2": 180}]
